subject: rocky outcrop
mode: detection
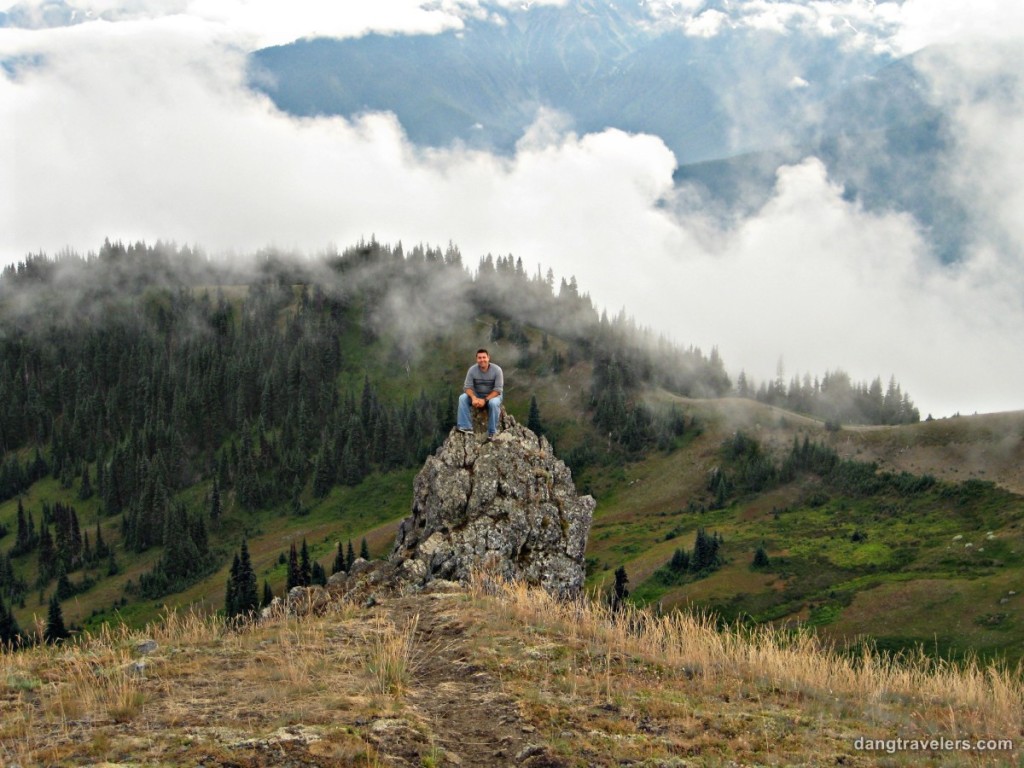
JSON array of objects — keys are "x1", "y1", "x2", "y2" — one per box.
[{"x1": 390, "y1": 409, "x2": 595, "y2": 598}]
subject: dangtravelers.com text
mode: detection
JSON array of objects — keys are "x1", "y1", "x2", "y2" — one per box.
[{"x1": 853, "y1": 736, "x2": 1014, "y2": 755}]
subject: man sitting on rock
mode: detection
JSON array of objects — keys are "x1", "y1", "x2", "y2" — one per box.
[{"x1": 457, "y1": 348, "x2": 504, "y2": 438}]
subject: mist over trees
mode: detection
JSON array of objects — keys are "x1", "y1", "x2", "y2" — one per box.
[
  {"x1": 0, "y1": 238, "x2": 733, "y2": 489},
  {"x1": 0, "y1": 237, "x2": 921, "y2": 633},
  {"x1": 736, "y1": 367, "x2": 920, "y2": 426}
]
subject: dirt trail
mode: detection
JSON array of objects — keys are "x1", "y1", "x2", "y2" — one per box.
[{"x1": 373, "y1": 591, "x2": 552, "y2": 768}]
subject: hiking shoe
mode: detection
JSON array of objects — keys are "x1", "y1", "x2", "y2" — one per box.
[{"x1": 457, "y1": 427, "x2": 473, "y2": 434}]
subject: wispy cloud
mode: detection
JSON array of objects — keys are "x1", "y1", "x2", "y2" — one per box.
[
  {"x1": 2, "y1": 2, "x2": 1023, "y2": 416},
  {"x1": 0, "y1": 0, "x2": 570, "y2": 45}
]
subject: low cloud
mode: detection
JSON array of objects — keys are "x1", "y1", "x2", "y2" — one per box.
[
  {"x1": 0, "y1": 0, "x2": 569, "y2": 45},
  {"x1": 891, "y1": 0, "x2": 1024, "y2": 54},
  {"x1": 2, "y1": 8, "x2": 1023, "y2": 417}
]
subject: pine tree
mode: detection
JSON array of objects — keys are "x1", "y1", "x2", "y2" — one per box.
[
  {"x1": 286, "y1": 543, "x2": 301, "y2": 590},
  {"x1": 0, "y1": 552, "x2": 17, "y2": 604},
  {"x1": 217, "y1": 451, "x2": 230, "y2": 491},
  {"x1": 44, "y1": 594, "x2": 69, "y2": 644},
  {"x1": 360, "y1": 537, "x2": 370, "y2": 561},
  {"x1": 527, "y1": 395, "x2": 543, "y2": 435},
  {"x1": 29, "y1": 447, "x2": 49, "y2": 483},
  {"x1": 299, "y1": 539, "x2": 312, "y2": 587},
  {"x1": 235, "y1": 540, "x2": 259, "y2": 617},
  {"x1": 225, "y1": 553, "x2": 240, "y2": 618},
  {"x1": 360, "y1": 375, "x2": 375, "y2": 432},
  {"x1": 13, "y1": 498, "x2": 35, "y2": 556},
  {"x1": 190, "y1": 512, "x2": 209, "y2": 558},
  {"x1": 78, "y1": 464, "x2": 93, "y2": 500},
  {"x1": 226, "y1": 541, "x2": 259, "y2": 619},
  {"x1": 55, "y1": 561, "x2": 74, "y2": 601},
  {"x1": 261, "y1": 580, "x2": 274, "y2": 608},
  {"x1": 209, "y1": 479, "x2": 222, "y2": 524},
  {"x1": 346, "y1": 540, "x2": 356, "y2": 571},
  {"x1": 94, "y1": 521, "x2": 108, "y2": 558},
  {"x1": 690, "y1": 528, "x2": 723, "y2": 574},
  {"x1": 36, "y1": 525, "x2": 55, "y2": 586},
  {"x1": 312, "y1": 440, "x2": 334, "y2": 498},
  {"x1": 290, "y1": 479, "x2": 305, "y2": 517},
  {"x1": 332, "y1": 541, "x2": 345, "y2": 575},
  {"x1": 96, "y1": 459, "x2": 105, "y2": 499},
  {"x1": 752, "y1": 544, "x2": 770, "y2": 569},
  {"x1": 312, "y1": 562, "x2": 326, "y2": 586},
  {"x1": 612, "y1": 565, "x2": 629, "y2": 612},
  {"x1": 669, "y1": 548, "x2": 689, "y2": 573},
  {"x1": 82, "y1": 530, "x2": 93, "y2": 566},
  {"x1": 0, "y1": 597, "x2": 22, "y2": 648}
]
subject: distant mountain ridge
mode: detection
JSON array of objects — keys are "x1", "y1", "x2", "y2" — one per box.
[
  {"x1": 247, "y1": 0, "x2": 885, "y2": 164},
  {"x1": 247, "y1": 1, "x2": 966, "y2": 258}
]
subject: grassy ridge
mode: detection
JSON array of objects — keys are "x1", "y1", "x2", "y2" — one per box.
[
  {"x1": 3, "y1": 577, "x2": 1021, "y2": 766},
  {"x1": 583, "y1": 397, "x2": 1024, "y2": 664},
  {"x1": 1, "y1": 255, "x2": 1021, "y2": 664}
]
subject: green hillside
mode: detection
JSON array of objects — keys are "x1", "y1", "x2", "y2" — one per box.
[
  {"x1": 1, "y1": 240, "x2": 1021, "y2": 666},
  {"x1": 0, "y1": 240, "x2": 726, "y2": 635},
  {"x1": 582, "y1": 398, "x2": 1024, "y2": 663}
]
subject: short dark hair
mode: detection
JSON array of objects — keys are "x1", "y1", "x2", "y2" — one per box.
[{"x1": 476, "y1": 348, "x2": 489, "y2": 356}]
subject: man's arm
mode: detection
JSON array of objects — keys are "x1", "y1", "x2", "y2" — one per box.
[
  {"x1": 487, "y1": 366, "x2": 504, "y2": 400},
  {"x1": 463, "y1": 367, "x2": 483, "y2": 406}
]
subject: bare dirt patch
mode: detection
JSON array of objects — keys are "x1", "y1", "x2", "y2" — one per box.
[{"x1": 379, "y1": 590, "x2": 538, "y2": 766}]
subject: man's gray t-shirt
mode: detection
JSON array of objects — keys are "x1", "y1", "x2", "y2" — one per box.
[{"x1": 464, "y1": 363, "x2": 504, "y2": 398}]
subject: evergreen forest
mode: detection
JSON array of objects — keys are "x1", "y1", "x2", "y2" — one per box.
[{"x1": 0, "y1": 238, "x2": 923, "y2": 646}]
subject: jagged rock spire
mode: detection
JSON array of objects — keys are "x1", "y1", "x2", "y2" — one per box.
[{"x1": 391, "y1": 410, "x2": 594, "y2": 598}]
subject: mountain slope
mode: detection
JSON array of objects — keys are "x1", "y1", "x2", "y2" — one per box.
[
  {"x1": 0, "y1": 241, "x2": 1021, "y2": 665},
  {"x1": 582, "y1": 394, "x2": 1024, "y2": 663},
  {"x1": 0, "y1": 240, "x2": 728, "y2": 635}
]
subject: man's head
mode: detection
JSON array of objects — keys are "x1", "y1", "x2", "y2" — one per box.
[{"x1": 476, "y1": 348, "x2": 490, "y2": 369}]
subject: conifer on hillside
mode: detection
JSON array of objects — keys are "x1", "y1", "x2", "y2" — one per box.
[
  {"x1": 612, "y1": 565, "x2": 629, "y2": 612},
  {"x1": 225, "y1": 540, "x2": 258, "y2": 619},
  {"x1": 299, "y1": 539, "x2": 312, "y2": 587},
  {"x1": 752, "y1": 544, "x2": 770, "y2": 569},
  {"x1": 44, "y1": 594, "x2": 69, "y2": 644},
  {"x1": 331, "y1": 541, "x2": 346, "y2": 575},
  {"x1": 527, "y1": 395, "x2": 544, "y2": 435},
  {"x1": 0, "y1": 596, "x2": 21, "y2": 647},
  {"x1": 286, "y1": 543, "x2": 301, "y2": 590}
]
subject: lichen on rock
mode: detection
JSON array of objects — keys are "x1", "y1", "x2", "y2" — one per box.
[{"x1": 391, "y1": 409, "x2": 594, "y2": 598}]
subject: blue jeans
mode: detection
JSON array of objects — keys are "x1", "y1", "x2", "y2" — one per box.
[{"x1": 457, "y1": 393, "x2": 503, "y2": 435}]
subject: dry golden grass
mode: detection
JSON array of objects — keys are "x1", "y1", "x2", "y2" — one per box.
[
  {"x1": 538, "y1": 577, "x2": 1016, "y2": 721},
  {"x1": 466, "y1": 572, "x2": 1024, "y2": 766},
  {"x1": 0, "y1": 602, "x2": 385, "y2": 766},
  {"x1": 364, "y1": 612, "x2": 420, "y2": 697},
  {"x1": 1, "y1": 579, "x2": 1021, "y2": 766}
]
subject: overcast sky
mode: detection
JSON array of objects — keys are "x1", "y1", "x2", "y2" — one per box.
[{"x1": 2, "y1": 0, "x2": 1024, "y2": 418}]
